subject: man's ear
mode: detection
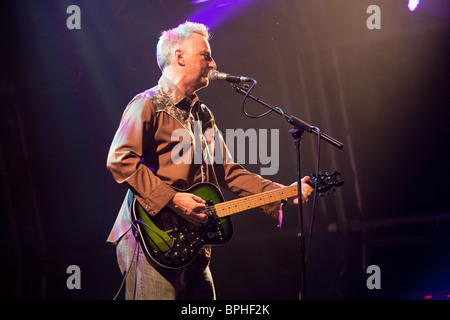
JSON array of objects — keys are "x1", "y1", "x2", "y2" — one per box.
[{"x1": 175, "y1": 49, "x2": 185, "y2": 67}]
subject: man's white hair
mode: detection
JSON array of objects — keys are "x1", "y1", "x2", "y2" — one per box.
[{"x1": 156, "y1": 21, "x2": 211, "y2": 71}]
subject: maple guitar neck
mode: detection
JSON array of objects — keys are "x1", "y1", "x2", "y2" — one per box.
[
  {"x1": 132, "y1": 171, "x2": 342, "y2": 269},
  {"x1": 213, "y1": 185, "x2": 298, "y2": 218}
]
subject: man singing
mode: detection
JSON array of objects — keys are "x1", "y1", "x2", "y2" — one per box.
[{"x1": 106, "y1": 21, "x2": 313, "y2": 300}]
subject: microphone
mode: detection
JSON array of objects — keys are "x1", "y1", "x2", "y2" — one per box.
[{"x1": 208, "y1": 70, "x2": 255, "y2": 83}]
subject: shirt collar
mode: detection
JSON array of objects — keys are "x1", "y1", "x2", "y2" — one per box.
[{"x1": 158, "y1": 75, "x2": 199, "y2": 111}]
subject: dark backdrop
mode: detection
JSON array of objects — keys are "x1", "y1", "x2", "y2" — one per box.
[{"x1": 1, "y1": 0, "x2": 450, "y2": 300}]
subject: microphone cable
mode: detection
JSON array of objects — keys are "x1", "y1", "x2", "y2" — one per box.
[{"x1": 237, "y1": 80, "x2": 275, "y2": 119}]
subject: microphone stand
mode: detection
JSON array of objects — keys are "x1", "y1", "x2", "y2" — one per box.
[{"x1": 231, "y1": 84, "x2": 343, "y2": 300}]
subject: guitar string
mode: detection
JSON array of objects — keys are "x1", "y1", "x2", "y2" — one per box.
[
  {"x1": 204, "y1": 185, "x2": 298, "y2": 217},
  {"x1": 200, "y1": 172, "x2": 338, "y2": 218},
  {"x1": 213, "y1": 187, "x2": 297, "y2": 215}
]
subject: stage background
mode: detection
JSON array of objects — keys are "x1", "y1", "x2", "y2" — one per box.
[{"x1": 1, "y1": 0, "x2": 449, "y2": 300}]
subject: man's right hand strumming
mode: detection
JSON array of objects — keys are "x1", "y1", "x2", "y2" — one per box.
[{"x1": 167, "y1": 192, "x2": 208, "y2": 227}]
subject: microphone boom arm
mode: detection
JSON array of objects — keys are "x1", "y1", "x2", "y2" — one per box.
[{"x1": 231, "y1": 84, "x2": 343, "y2": 149}]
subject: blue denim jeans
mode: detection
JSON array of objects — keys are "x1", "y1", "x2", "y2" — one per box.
[{"x1": 116, "y1": 229, "x2": 216, "y2": 300}]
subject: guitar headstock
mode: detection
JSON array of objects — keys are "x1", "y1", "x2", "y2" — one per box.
[{"x1": 309, "y1": 171, "x2": 344, "y2": 196}]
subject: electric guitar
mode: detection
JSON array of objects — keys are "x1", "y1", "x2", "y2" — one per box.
[{"x1": 132, "y1": 171, "x2": 343, "y2": 269}]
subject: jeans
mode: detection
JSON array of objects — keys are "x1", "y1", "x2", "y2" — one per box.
[{"x1": 116, "y1": 229, "x2": 216, "y2": 300}]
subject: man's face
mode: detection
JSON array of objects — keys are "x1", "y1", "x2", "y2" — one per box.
[{"x1": 182, "y1": 33, "x2": 217, "y2": 93}]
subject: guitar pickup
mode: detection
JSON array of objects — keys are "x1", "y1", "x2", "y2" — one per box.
[{"x1": 205, "y1": 200, "x2": 218, "y2": 217}]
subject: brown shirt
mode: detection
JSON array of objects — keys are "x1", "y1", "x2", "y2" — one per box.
[{"x1": 106, "y1": 76, "x2": 282, "y2": 244}]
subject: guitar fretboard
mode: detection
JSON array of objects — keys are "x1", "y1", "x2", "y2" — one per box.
[{"x1": 213, "y1": 185, "x2": 298, "y2": 218}]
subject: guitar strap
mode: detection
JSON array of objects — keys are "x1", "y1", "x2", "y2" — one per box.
[
  {"x1": 203, "y1": 133, "x2": 224, "y2": 198},
  {"x1": 192, "y1": 108, "x2": 225, "y2": 201}
]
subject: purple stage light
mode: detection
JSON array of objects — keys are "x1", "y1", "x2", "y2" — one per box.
[
  {"x1": 188, "y1": 0, "x2": 253, "y2": 30},
  {"x1": 408, "y1": 0, "x2": 420, "y2": 11}
]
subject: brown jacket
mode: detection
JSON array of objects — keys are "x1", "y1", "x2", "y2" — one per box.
[{"x1": 106, "y1": 76, "x2": 282, "y2": 244}]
